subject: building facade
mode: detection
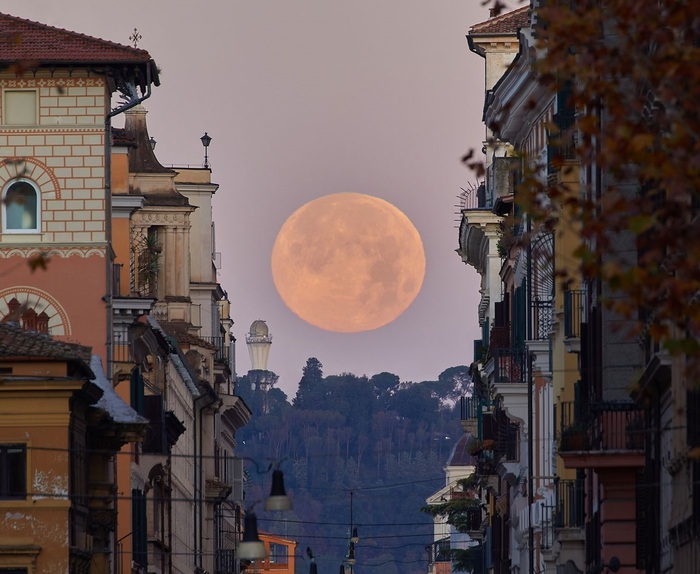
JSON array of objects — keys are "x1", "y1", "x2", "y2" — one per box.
[
  {"x1": 0, "y1": 12, "x2": 253, "y2": 574},
  {"x1": 457, "y1": 3, "x2": 660, "y2": 573}
]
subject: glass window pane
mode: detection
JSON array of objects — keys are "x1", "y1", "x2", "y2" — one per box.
[
  {"x1": 7, "y1": 447, "x2": 25, "y2": 497},
  {"x1": 5, "y1": 182, "x2": 37, "y2": 230},
  {"x1": 0, "y1": 445, "x2": 26, "y2": 499}
]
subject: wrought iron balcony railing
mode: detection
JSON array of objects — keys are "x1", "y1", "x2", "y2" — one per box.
[
  {"x1": 461, "y1": 396, "x2": 479, "y2": 421},
  {"x1": 429, "y1": 537, "x2": 452, "y2": 563},
  {"x1": 559, "y1": 401, "x2": 645, "y2": 452},
  {"x1": 215, "y1": 548, "x2": 236, "y2": 574},
  {"x1": 531, "y1": 297, "x2": 553, "y2": 340},
  {"x1": 493, "y1": 347, "x2": 528, "y2": 384},
  {"x1": 112, "y1": 331, "x2": 133, "y2": 363},
  {"x1": 202, "y1": 336, "x2": 230, "y2": 363}
]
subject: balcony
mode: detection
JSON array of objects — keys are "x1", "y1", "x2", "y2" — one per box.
[
  {"x1": 215, "y1": 548, "x2": 236, "y2": 574},
  {"x1": 531, "y1": 297, "x2": 553, "y2": 341},
  {"x1": 563, "y1": 289, "x2": 587, "y2": 353},
  {"x1": 559, "y1": 401, "x2": 645, "y2": 469},
  {"x1": 554, "y1": 479, "x2": 584, "y2": 529},
  {"x1": 488, "y1": 324, "x2": 511, "y2": 355},
  {"x1": 463, "y1": 506, "x2": 485, "y2": 537},
  {"x1": 460, "y1": 396, "x2": 479, "y2": 435},
  {"x1": 201, "y1": 335, "x2": 231, "y2": 365},
  {"x1": 461, "y1": 396, "x2": 479, "y2": 421},
  {"x1": 493, "y1": 348, "x2": 527, "y2": 384},
  {"x1": 112, "y1": 331, "x2": 133, "y2": 364}
]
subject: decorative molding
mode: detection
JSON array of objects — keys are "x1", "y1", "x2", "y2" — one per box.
[
  {"x1": 0, "y1": 157, "x2": 61, "y2": 199},
  {"x1": 0, "y1": 285, "x2": 71, "y2": 335},
  {"x1": 0, "y1": 77, "x2": 102, "y2": 88},
  {"x1": 0, "y1": 245, "x2": 106, "y2": 258},
  {"x1": 133, "y1": 211, "x2": 189, "y2": 226}
]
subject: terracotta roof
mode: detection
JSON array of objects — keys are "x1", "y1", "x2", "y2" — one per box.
[
  {"x1": 470, "y1": 5, "x2": 530, "y2": 35},
  {"x1": 0, "y1": 12, "x2": 159, "y2": 87},
  {"x1": 0, "y1": 12, "x2": 150, "y2": 64},
  {"x1": 447, "y1": 433, "x2": 479, "y2": 467},
  {"x1": 0, "y1": 322, "x2": 92, "y2": 366},
  {"x1": 160, "y1": 322, "x2": 217, "y2": 350}
]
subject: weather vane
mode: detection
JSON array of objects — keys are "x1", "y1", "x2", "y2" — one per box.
[{"x1": 129, "y1": 28, "x2": 142, "y2": 48}]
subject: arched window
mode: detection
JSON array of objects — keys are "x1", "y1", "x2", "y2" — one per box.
[{"x1": 2, "y1": 179, "x2": 40, "y2": 233}]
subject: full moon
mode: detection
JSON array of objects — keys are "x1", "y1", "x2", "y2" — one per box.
[{"x1": 271, "y1": 192, "x2": 426, "y2": 333}]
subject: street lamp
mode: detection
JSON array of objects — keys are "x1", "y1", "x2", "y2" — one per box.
[
  {"x1": 265, "y1": 468, "x2": 292, "y2": 511},
  {"x1": 200, "y1": 132, "x2": 212, "y2": 168},
  {"x1": 149, "y1": 136, "x2": 156, "y2": 150},
  {"x1": 237, "y1": 513, "x2": 265, "y2": 561},
  {"x1": 237, "y1": 458, "x2": 292, "y2": 562}
]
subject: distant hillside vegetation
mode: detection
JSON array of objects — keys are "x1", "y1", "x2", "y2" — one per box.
[{"x1": 236, "y1": 358, "x2": 471, "y2": 574}]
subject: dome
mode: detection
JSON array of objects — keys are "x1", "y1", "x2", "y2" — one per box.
[
  {"x1": 447, "y1": 432, "x2": 479, "y2": 467},
  {"x1": 249, "y1": 320, "x2": 269, "y2": 337}
]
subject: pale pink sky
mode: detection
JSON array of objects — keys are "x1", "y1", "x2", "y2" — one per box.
[{"x1": 5, "y1": 1, "x2": 489, "y2": 396}]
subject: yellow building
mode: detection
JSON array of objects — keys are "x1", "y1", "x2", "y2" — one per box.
[
  {"x1": 0, "y1": 322, "x2": 146, "y2": 573},
  {"x1": 253, "y1": 533, "x2": 297, "y2": 574}
]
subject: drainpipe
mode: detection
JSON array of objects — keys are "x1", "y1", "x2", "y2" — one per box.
[
  {"x1": 105, "y1": 65, "x2": 153, "y2": 372},
  {"x1": 194, "y1": 390, "x2": 218, "y2": 571},
  {"x1": 104, "y1": 64, "x2": 153, "y2": 574},
  {"x1": 526, "y1": 212, "x2": 534, "y2": 574}
]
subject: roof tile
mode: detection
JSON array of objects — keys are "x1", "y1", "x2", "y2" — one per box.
[
  {"x1": 470, "y1": 5, "x2": 530, "y2": 35},
  {"x1": 0, "y1": 12, "x2": 154, "y2": 65},
  {"x1": 0, "y1": 322, "x2": 92, "y2": 364}
]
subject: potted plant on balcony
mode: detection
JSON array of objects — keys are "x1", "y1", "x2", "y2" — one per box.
[{"x1": 560, "y1": 423, "x2": 587, "y2": 451}]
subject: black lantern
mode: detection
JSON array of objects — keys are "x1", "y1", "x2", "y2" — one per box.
[{"x1": 200, "y1": 132, "x2": 212, "y2": 168}]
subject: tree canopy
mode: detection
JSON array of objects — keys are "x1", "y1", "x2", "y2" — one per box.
[{"x1": 236, "y1": 358, "x2": 470, "y2": 574}]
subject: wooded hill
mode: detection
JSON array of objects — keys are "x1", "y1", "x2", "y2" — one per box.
[{"x1": 235, "y1": 358, "x2": 471, "y2": 574}]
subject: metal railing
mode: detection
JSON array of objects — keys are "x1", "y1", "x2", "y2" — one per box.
[
  {"x1": 215, "y1": 548, "x2": 236, "y2": 574},
  {"x1": 458, "y1": 183, "x2": 487, "y2": 210},
  {"x1": 461, "y1": 396, "x2": 479, "y2": 421},
  {"x1": 493, "y1": 347, "x2": 528, "y2": 384},
  {"x1": 112, "y1": 331, "x2": 133, "y2": 363},
  {"x1": 429, "y1": 537, "x2": 452, "y2": 563},
  {"x1": 555, "y1": 479, "x2": 584, "y2": 528},
  {"x1": 202, "y1": 336, "x2": 229, "y2": 363},
  {"x1": 559, "y1": 401, "x2": 645, "y2": 452},
  {"x1": 540, "y1": 502, "x2": 555, "y2": 550},
  {"x1": 531, "y1": 297, "x2": 553, "y2": 340},
  {"x1": 564, "y1": 289, "x2": 587, "y2": 339}
]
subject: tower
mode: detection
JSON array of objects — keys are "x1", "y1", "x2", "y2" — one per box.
[
  {"x1": 245, "y1": 319, "x2": 277, "y2": 410},
  {"x1": 246, "y1": 320, "x2": 272, "y2": 371}
]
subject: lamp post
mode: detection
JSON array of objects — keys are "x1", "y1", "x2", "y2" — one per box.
[
  {"x1": 350, "y1": 490, "x2": 359, "y2": 543},
  {"x1": 345, "y1": 491, "x2": 359, "y2": 573},
  {"x1": 201, "y1": 132, "x2": 212, "y2": 168}
]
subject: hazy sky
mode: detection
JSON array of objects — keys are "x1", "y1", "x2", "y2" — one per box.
[{"x1": 5, "y1": 1, "x2": 489, "y2": 397}]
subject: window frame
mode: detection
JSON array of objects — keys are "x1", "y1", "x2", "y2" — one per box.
[
  {"x1": 2, "y1": 88, "x2": 38, "y2": 126},
  {"x1": 2, "y1": 178, "x2": 41, "y2": 234},
  {"x1": 0, "y1": 444, "x2": 27, "y2": 500}
]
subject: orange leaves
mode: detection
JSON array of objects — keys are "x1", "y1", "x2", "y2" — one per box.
[{"x1": 468, "y1": 0, "x2": 700, "y2": 371}]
